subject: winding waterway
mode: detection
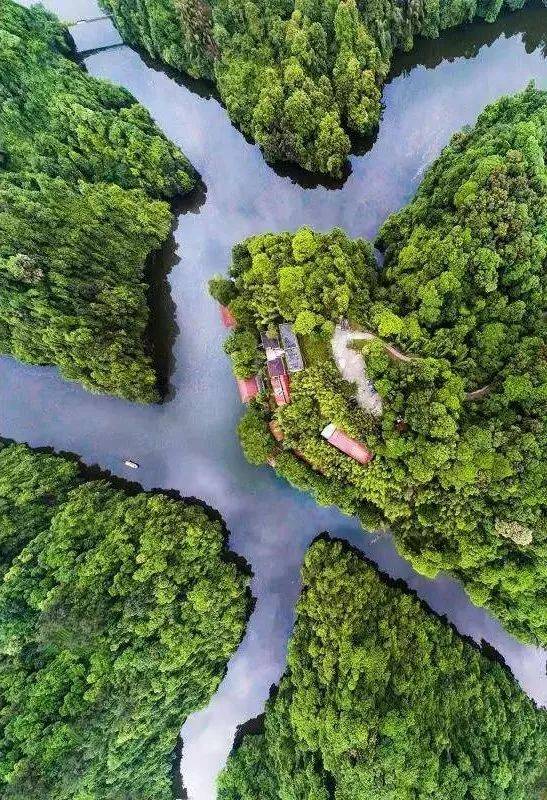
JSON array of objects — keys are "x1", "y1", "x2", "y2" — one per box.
[{"x1": 5, "y1": 2, "x2": 547, "y2": 797}]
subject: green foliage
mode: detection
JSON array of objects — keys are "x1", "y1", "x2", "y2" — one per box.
[
  {"x1": 238, "y1": 405, "x2": 275, "y2": 464},
  {"x1": 219, "y1": 538, "x2": 547, "y2": 800},
  {"x1": 0, "y1": 441, "x2": 249, "y2": 800},
  {"x1": 211, "y1": 88, "x2": 547, "y2": 647},
  {"x1": 299, "y1": 332, "x2": 332, "y2": 365},
  {"x1": 0, "y1": 0, "x2": 196, "y2": 400},
  {"x1": 224, "y1": 227, "x2": 377, "y2": 331},
  {"x1": 101, "y1": 0, "x2": 218, "y2": 80},
  {"x1": 224, "y1": 329, "x2": 261, "y2": 378},
  {"x1": 103, "y1": 0, "x2": 532, "y2": 175},
  {"x1": 0, "y1": 173, "x2": 172, "y2": 402},
  {"x1": 209, "y1": 274, "x2": 238, "y2": 306}
]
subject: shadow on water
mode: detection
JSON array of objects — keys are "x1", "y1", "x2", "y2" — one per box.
[
  {"x1": 146, "y1": 181, "x2": 207, "y2": 402},
  {"x1": 75, "y1": 41, "x2": 125, "y2": 58},
  {"x1": 145, "y1": 233, "x2": 180, "y2": 402},
  {"x1": 270, "y1": 158, "x2": 352, "y2": 190},
  {"x1": 134, "y1": 48, "x2": 221, "y2": 102},
  {"x1": 390, "y1": 0, "x2": 547, "y2": 78},
  {"x1": 223, "y1": 531, "x2": 540, "y2": 770},
  {"x1": 133, "y1": 50, "x2": 353, "y2": 190},
  {"x1": 231, "y1": 711, "x2": 267, "y2": 751},
  {"x1": 172, "y1": 737, "x2": 187, "y2": 800},
  {"x1": 6, "y1": 2, "x2": 547, "y2": 799}
]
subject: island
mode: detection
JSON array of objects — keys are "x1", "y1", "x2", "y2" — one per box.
[
  {"x1": 102, "y1": 0, "x2": 537, "y2": 176},
  {"x1": 0, "y1": 0, "x2": 196, "y2": 401},
  {"x1": 210, "y1": 85, "x2": 547, "y2": 647},
  {"x1": 219, "y1": 537, "x2": 547, "y2": 800},
  {"x1": 0, "y1": 439, "x2": 250, "y2": 800}
]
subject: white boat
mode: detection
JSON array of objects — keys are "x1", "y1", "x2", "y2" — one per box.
[{"x1": 124, "y1": 460, "x2": 139, "y2": 470}]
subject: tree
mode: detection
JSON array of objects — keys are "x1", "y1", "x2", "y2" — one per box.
[
  {"x1": 219, "y1": 538, "x2": 547, "y2": 800},
  {"x1": 103, "y1": 0, "x2": 531, "y2": 176},
  {"x1": 0, "y1": 441, "x2": 250, "y2": 800},
  {"x1": 0, "y1": 0, "x2": 196, "y2": 401},
  {"x1": 210, "y1": 87, "x2": 547, "y2": 646},
  {"x1": 238, "y1": 407, "x2": 275, "y2": 464}
]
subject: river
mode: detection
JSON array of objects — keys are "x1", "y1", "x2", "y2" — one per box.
[{"x1": 5, "y1": 2, "x2": 547, "y2": 797}]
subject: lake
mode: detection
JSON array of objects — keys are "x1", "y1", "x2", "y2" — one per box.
[{"x1": 5, "y1": 2, "x2": 547, "y2": 798}]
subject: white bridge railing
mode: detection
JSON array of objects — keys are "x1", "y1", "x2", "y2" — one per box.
[{"x1": 72, "y1": 14, "x2": 113, "y2": 24}]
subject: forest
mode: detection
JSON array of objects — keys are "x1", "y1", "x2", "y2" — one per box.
[
  {"x1": 0, "y1": 0, "x2": 195, "y2": 401},
  {"x1": 219, "y1": 538, "x2": 547, "y2": 800},
  {"x1": 0, "y1": 440, "x2": 250, "y2": 800},
  {"x1": 102, "y1": 0, "x2": 533, "y2": 175},
  {"x1": 210, "y1": 85, "x2": 547, "y2": 647}
]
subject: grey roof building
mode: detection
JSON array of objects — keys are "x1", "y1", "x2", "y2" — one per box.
[{"x1": 279, "y1": 323, "x2": 304, "y2": 372}]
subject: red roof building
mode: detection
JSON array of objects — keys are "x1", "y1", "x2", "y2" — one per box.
[
  {"x1": 237, "y1": 376, "x2": 261, "y2": 403},
  {"x1": 220, "y1": 305, "x2": 237, "y2": 328},
  {"x1": 267, "y1": 356, "x2": 286, "y2": 378},
  {"x1": 321, "y1": 423, "x2": 373, "y2": 465},
  {"x1": 271, "y1": 374, "x2": 291, "y2": 406}
]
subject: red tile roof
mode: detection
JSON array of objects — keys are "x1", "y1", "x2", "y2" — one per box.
[
  {"x1": 271, "y1": 374, "x2": 291, "y2": 406},
  {"x1": 321, "y1": 423, "x2": 373, "y2": 465},
  {"x1": 220, "y1": 305, "x2": 237, "y2": 328},
  {"x1": 237, "y1": 376, "x2": 260, "y2": 403}
]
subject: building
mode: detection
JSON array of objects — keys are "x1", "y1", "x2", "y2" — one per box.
[
  {"x1": 260, "y1": 327, "x2": 302, "y2": 406},
  {"x1": 271, "y1": 374, "x2": 291, "y2": 406},
  {"x1": 260, "y1": 331, "x2": 280, "y2": 351},
  {"x1": 267, "y1": 356, "x2": 286, "y2": 378},
  {"x1": 237, "y1": 376, "x2": 262, "y2": 403},
  {"x1": 321, "y1": 423, "x2": 373, "y2": 465},
  {"x1": 279, "y1": 323, "x2": 304, "y2": 372},
  {"x1": 220, "y1": 304, "x2": 237, "y2": 328},
  {"x1": 260, "y1": 331, "x2": 285, "y2": 363},
  {"x1": 267, "y1": 356, "x2": 291, "y2": 405},
  {"x1": 261, "y1": 333, "x2": 292, "y2": 405}
]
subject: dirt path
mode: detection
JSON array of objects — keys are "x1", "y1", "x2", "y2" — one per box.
[
  {"x1": 331, "y1": 327, "x2": 383, "y2": 416},
  {"x1": 465, "y1": 384, "x2": 492, "y2": 400},
  {"x1": 332, "y1": 325, "x2": 491, "y2": 406}
]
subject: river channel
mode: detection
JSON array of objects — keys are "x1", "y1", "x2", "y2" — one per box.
[{"x1": 5, "y1": 2, "x2": 547, "y2": 797}]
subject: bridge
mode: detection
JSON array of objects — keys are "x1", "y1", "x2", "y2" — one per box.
[{"x1": 69, "y1": 14, "x2": 123, "y2": 55}]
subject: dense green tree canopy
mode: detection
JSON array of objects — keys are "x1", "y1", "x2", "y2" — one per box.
[
  {"x1": 219, "y1": 538, "x2": 547, "y2": 800},
  {"x1": 210, "y1": 86, "x2": 547, "y2": 646},
  {"x1": 0, "y1": 440, "x2": 250, "y2": 800},
  {"x1": 102, "y1": 0, "x2": 534, "y2": 175},
  {"x1": 0, "y1": 0, "x2": 196, "y2": 400}
]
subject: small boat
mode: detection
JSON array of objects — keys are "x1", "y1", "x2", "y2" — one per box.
[{"x1": 124, "y1": 460, "x2": 139, "y2": 470}]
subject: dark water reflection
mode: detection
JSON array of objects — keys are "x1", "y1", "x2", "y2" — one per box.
[
  {"x1": 392, "y1": 0, "x2": 547, "y2": 77},
  {"x1": 4, "y1": 3, "x2": 547, "y2": 798},
  {"x1": 68, "y1": 18, "x2": 122, "y2": 54}
]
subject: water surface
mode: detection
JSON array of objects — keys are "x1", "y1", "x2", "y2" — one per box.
[{"x1": 5, "y1": 3, "x2": 547, "y2": 798}]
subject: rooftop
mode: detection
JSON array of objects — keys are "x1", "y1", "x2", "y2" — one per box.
[{"x1": 279, "y1": 323, "x2": 304, "y2": 372}]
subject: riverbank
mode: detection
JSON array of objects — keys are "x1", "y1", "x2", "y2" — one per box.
[{"x1": 5, "y1": 2, "x2": 547, "y2": 798}]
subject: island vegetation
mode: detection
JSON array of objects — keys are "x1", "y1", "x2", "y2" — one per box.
[
  {"x1": 210, "y1": 85, "x2": 547, "y2": 646},
  {"x1": 102, "y1": 0, "x2": 534, "y2": 176},
  {"x1": 219, "y1": 538, "x2": 547, "y2": 800},
  {"x1": 0, "y1": 0, "x2": 196, "y2": 401},
  {"x1": 0, "y1": 440, "x2": 250, "y2": 800}
]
